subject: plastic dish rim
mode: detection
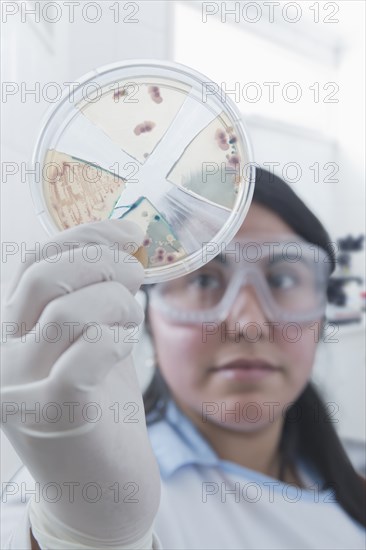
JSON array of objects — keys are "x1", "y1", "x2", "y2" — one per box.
[{"x1": 28, "y1": 59, "x2": 255, "y2": 283}]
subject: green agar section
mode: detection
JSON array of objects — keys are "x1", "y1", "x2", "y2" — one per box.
[{"x1": 118, "y1": 196, "x2": 187, "y2": 267}]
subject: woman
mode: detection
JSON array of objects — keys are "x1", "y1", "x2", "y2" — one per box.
[{"x1": 1, "y1": 169, "x2": 365, "y2": 549}]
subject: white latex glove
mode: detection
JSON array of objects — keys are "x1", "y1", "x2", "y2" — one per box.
[{"x1": 1, "y1": 220, "x2": 161, "y2": 549}]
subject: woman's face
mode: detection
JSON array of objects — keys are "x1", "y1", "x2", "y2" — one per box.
[{"x1": 148, "y1": 203, "x2": 322, "y2": 432}]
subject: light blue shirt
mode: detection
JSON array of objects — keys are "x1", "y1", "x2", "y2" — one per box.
[
  {"x1": 148, "y1": 399, "x2": 366, "y2": 549},
  {"x1": 149, "y1": 398, "x2": 322, "y2": 485}
]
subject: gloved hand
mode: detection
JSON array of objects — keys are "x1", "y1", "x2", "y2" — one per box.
[{"x1": 1, "y1": 220, "x2": 161, "y2": 549}]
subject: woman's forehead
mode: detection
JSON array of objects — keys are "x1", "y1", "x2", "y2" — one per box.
[{"x1": 234, "y1": 203, "x2": 297, "y2": 241}]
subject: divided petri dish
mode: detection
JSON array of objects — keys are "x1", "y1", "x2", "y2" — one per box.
[{"x1": 29, "y1": 60, "x2": 255, "y2": 283}]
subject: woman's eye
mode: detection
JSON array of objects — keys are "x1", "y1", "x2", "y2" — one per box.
[
  {"x1": 267, "y1": 273, "x2": 298, "y2": 290},
  {"x1": 190, "y1": 273, "x2": 222, "y2": 289}
]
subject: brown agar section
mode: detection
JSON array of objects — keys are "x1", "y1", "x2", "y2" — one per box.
[
  {"x1": 132, "y1": 245, "x2": 149, "y2": 268},
  {"x1": 43, "y1": 150, "x2": 126, "y2": 230}
]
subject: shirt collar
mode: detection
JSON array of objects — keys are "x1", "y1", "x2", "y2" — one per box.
[
  {"x1": 147, "y1": 399, "x2": 323, "y2": 489},
  {"x1": 147, "y1": 399, "x2": 219, "y2": 479}
]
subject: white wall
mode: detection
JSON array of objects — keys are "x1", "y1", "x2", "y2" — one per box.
[{"x1": 172, "y1": 0, "x2": 365, "y2": 242}]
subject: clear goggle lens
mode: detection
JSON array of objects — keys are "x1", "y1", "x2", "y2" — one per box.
[{"x1": 149, "y1": 238, "x2": 331, "y2": 323}]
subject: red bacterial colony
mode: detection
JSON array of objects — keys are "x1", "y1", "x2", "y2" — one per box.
[
  {"x1": 113, "y1": 89, "x2": 127, "y2": 100},
  {"x1": 215, "y1": 127, "x2": 241, "y2": 167},
  {"x1": 134, "y1": 121, "x2": 156, "y2": 135},
  {"x1": 215, "y1": 128, "x2": 229, "y2": 150},
  {"x1": 226, "y1": 154, "x2": 241, "y2": 167},
  {"x1": 148, "y1": 85, "x2": 163, "y2": 104}
]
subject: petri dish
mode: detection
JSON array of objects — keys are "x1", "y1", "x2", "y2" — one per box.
[{"x1": 29, "y1": 60, "x2": 255, "y2": 283}]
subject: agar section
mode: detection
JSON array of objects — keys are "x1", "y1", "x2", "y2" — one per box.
[
  {"x1": 77, "y1": 78, "x2": 190, "y2": 164},
  {"x1": 168, "y1": 113, "x2": 243, "y2": 209},
  {"x1": 43, "y1": 150, "x2": 125, "y2": 230},
  {"x1": 116, "y1": 197, "x2": 186, "y2": 266}
]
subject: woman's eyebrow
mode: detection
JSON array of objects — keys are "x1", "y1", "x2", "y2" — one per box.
[{"x1": 269, "y1": 254, "x2": 310, "y2": 267}]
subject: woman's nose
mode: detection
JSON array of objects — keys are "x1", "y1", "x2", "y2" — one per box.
[{"x1": 224, "y1": 283, "x2": 268, "y2": 328}]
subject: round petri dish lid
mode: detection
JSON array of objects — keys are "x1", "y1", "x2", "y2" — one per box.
[{"x1": 29, "y1": 60, "x2": 255, "y2": 283}]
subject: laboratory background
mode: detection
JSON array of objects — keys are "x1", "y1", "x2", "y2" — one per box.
[{"x1": 1, "y1": 0, "x2": 365, "y2": 482}]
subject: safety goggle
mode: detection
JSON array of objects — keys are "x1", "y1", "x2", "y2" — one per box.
[{"x1": 148, "y1": 236, "x2": 332, "y2": 324}]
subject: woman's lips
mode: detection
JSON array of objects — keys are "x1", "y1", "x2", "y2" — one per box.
[{"x1": 210, "y1": 359, "x2": 281, "y2": 381}]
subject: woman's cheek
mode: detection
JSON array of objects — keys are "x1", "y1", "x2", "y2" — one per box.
[
  {"x1": 276, "y1": 323, "x2": 318, "y2": 390},
  {"x1": 150, "y1": 312, "x2": 215, "y2": 387}
]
